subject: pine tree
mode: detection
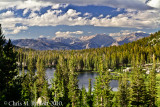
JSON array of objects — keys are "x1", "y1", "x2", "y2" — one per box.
[
  {"x1": 21, "y1": 74, "x2": 31, "y2": 102},
  {"x1": 0, "y1": 24, "x2": 18, "y2": 103},
  {"x1": 93, "y1": 58, "x2": 113, "y2": 107},
  {"x1": 24, "y1": 50, "x2": 36, "y2": 102},
  {"x1": 118, "y1": 72, "x2": 129, "y2": 107},
  {"x1": 51, "y1": 56, "x2": 70, "y2": 106},
  {"x1": 28, "y1": 51, "x2": 35, "y2": 72},
  {"x1": 51, "y1": 64, "x2": 66, "y2": 106},
  {"x1": 80, "y1": 86, "x2": 89, "y2": 107},
  {"x1": 88, "y1": 78, "x2": 93, "y2": 106},
  {"x1": 148, "y1": 54, "x2": 157, "y2": 106},
  {"x1": 130, "y1": 66, "x2": 147, "y2": 106},
  {"x1": 36, "y1": 57, "x2": 46, "y2": 97},
  {"x1": 27, "y1": 50, "x2": 35, "y2": 84},
  {"x1": 41, "y1": 80, "x2": 49, "y2": 103},
  {"x1": 67, "y1": 56, "x2": 80, "y2": 107},
  {"x1": 33, "y1": 82, "x2": 37, "y2": 106}
]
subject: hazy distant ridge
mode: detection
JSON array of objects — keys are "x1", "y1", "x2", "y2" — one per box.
[{"x1": 12, "y1": 32, "x2": 149, "y2": 50}]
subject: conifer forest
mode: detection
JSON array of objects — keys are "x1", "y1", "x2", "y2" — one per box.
[{"x1": 1, "y1": 24, "x2": 160, "y2": 107}]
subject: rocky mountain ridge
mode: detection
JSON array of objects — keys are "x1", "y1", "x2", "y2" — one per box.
[{"x1": 12, "y1": 32, "x2": 150, "y2": 50}]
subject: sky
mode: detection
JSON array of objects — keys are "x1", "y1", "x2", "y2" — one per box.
[{"x1": 0, "y1": 0, "x2": 160, "y2": 39}]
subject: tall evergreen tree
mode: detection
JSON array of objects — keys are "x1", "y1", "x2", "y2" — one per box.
[
  {"x1": 67, "y1": 56, "x2": 80, "y2": 107},
  {"x1": 33, "y1": 81, "x2": 37, "y2": 106},
  {"x1": 0, "y1": 24, "x2": 18, "y2": 104},
  {"x1": 148, "y1": 54, "x2": 157, "y2": 106},
  {"x1": 51, "y1": 64, "x2": 66, "y2": 106},
  {"x1": 118, "y1": 72, "x2": 129, "y2": 107},
  {"x1": 80, "y1": 86, "x2": 89, "y2": 107},
  {"x1": 24, "y1": 50, "x2": 36, "y2": 102},
  {"x1": 130, "y1": 66, "x2": 148, "y2": 106},
  {"x1": 93, "y1": 58, "x2": 113, "y2": 107},
  {"x1": 41, "y1": 80, "x2": 49, "y2": 103},
  {"x1": 36, "y1": 57, "x2": 46, "y2": 97},
  {"x1": 88, "y1": 78, "x2": 93, "y2": 106}
]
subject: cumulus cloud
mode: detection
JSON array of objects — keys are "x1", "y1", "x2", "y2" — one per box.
[
  {"x1": 0, "y1": 10, "x2": 24, "y2": 32},
  {"x1": 24, "y1": 9, "x2": 87, "y2": 26},
  {"x1": 55, "y1": 31, "x2": 84, "y2": 37},
  {"x1": 11, "y1": 26, "x2": 28, "y2": 34},
  {"x1": 0, "y1": 0, "x2": 65, "y2": 11},
  {"x1": 26, "y1": 9, "x2": 160, "y2": 29},
  {"x1": 146, "y1": 0, "x2": 160, "y2": 9},
  {"x1": 52, "y1": 4, "x2": 68, "y2": 9},
  {"x1": 89, "y1": 9, "x2": 160, "y2": 29},
  {"x1": 0, "y1": 11, "x2": 14, "y2": 18},
  {"x1": 1, "y1": 8, "x2": 160, "y2": 34},
  {"x1": 0, "y1": 0, "x2": 160, "y2": 34}
]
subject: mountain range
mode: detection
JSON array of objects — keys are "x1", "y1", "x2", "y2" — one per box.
[{"x1": 12, "y1": 32, "x2": 150, "y2": 50}]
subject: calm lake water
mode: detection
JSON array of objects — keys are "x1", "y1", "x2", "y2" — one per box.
[
  {"x1": 20, "y1": 68, "x2": 118, "y2": 91},
  {"x1": 45, "y1": 68, "x2": 118, "y2": 91}
]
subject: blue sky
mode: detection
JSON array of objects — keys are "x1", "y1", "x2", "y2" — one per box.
[{"x1": 0, "y1": 0, "x2": 160, "y2": 39}]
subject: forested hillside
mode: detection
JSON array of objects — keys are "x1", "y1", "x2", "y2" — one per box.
[
  {"x1": 1, "y1": 23, "x2": 160, "y2": 106},
  {"x1": 16, "y1": 31, "x2": 160, "y2": 71}
]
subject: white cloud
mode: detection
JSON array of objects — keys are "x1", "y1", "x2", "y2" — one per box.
[
  {"x1": 24, "y1": 9, "x2": 87, "y2": 26},
  {"x1": 0, "y1": 0, "x2": 61, "y2": 11},
  {"x1": 109, "y1": 30, "x2": 147, "y2": 37},
  {"x1": 39, "y1": 35, "x2": 50, "y2": 38},
  {"x1": 109, "y1": 30, "x2": 132, "y2": 37},
  {"x1": 28, "y1": 11, "x2": 39, "y2": 18},
  {"x1": 146, "y1": 0, "x2": 160, "y2": 9},
  {"x1": 11, "y1": 26, "x2": 28, "y2": 34},
  {"x1": 99, "y1": 14, "x2": 103, "y2": 18},
  {"x1": 0, "y1": 0, "x2": 160, "y2": 34},
  {"x1": 89, "y1": 9, "x2": 160, "y2": 29},
  {"x1": 23, "y1": 9, "x2": 29, "y2": 16},
  {"x1": 116, "y1": 8, "x2": 122, "y2": 12},
  {"x1": 66, "y1": 9, "x2": 81, "y2": 17},
  {"x1": 84, "y1": 12, "x2": 92, "y2": 17},
  {"x1": 0, "y1": 11, "x2": 14, "y2": 18},
  {"x1": 55, "y1": 31, "x2": 84, "y2": 37},
  {"x1": 16, "y1": 0, "x2": 53, "y2": 11},
  {"x1": 1, "y1": 8, "x2": 160, "y2": 34},
  {"x1": 0, "y1": 16, "x2": 24, "y2": 32},
  {"x1": 26, "y1": 9, "x2": 160, "y2": 29},
  {"x1": 52, "y1": 4, "x2": 68, "y2": 9},
  {"x1": 136, "y1": 30, "x2": 146, "y2": 33}
]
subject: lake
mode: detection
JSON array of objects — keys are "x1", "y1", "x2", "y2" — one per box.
[
  {"x1": 20, "y1": 68, "x2": 118, "y2": 91},
  {"x1": 45, "y1": 68, "x2": 118, "y2": 91}
]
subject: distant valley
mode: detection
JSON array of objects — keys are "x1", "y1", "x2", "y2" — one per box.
[{"x1": 12, "y1": 32, "x2": 150, "y2": 50}]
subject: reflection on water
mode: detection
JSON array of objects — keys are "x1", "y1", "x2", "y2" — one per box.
[
  {"x1": 78, "y1": 72, "x2": 118, "y2": 91},
  {"x1": 78, "y1": 72, "x2": 97, "y2": 91},
  {"x1": 20, "y1": 68, "x2": 118, "y2": 91},
  {"x1": 45, "y1": 68, "x2": 118, "y2": 91}
]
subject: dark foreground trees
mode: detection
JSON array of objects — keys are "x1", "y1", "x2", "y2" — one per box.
[{"x1": 0, "y1": 24, "x2": 20, "y2": 104}]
